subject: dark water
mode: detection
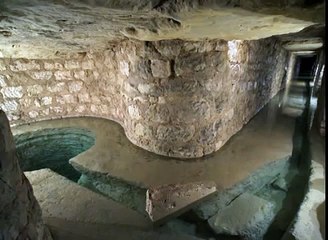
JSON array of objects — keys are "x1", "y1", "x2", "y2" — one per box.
[{"x1": 14, "y1": 128, "x2": 95, "y2": 182}]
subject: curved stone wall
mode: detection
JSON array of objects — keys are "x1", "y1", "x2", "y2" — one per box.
[{"x1": 0, "y1": 37, "x2": 287, "y2": 158}]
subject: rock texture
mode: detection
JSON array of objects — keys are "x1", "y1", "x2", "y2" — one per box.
[
  {"x1": 0, "y1": 0, "x2": 324, "y2": 58},
  {"x1": 0, "y1": 110, "x2": 51, "y2": 240},
  {"x1": 1, "y1": 37, "x2": 287, "y2": 158},
  {"x1": 208, "y1": 192, "x2": 275, "y2": 240},
  {"x1": 146, "y1": 181, "x2": 216, "y2": 223}
]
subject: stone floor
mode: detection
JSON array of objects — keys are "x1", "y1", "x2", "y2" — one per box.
[
  {"x1": 45, "y1": 218, "x2": 203, "y2": 240},
  {"x1": 24, "y1": 168, "x2": 152, "y2": 228},
  {"x1": 25, "y1": 169, "x2": 209, "y2": 239}
]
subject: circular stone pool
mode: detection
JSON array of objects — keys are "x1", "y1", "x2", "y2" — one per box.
[{"x1": 14, "y1": 127, "x2": 95, "y2": 182}]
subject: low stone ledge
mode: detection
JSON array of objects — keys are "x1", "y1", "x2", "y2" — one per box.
[{"x1": 208, "y1": 192, "x2": 275, "y2": 240}]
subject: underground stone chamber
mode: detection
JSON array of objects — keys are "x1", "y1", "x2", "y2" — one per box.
[
  {"x1": 0, "y1": 1, "x2": 325, "y2": 239},
  {"x1": 14, "y1": 127, "x2": 95, "y2": 182}
]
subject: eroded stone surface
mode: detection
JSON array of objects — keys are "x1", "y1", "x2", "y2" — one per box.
[
  {"x1": 146, "y1": 181, "x2": 217, "y2": 223},
  {"x1": 25, "y1": 168, "x2": 152, "y2": 229},
  {"x1": 0, "y1": 110, "x2": 52, "y2": 240},
  {"x1": 1, "y1": 37, "x2": 288, "y2": 158},
  {"x1": 0, "y1": 0, "x2": 323, "y2": 58},
  {"x1": 208, "y1": 192, "x2": 275, "y2": 240}
]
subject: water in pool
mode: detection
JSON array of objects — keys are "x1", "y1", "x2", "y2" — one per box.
[{"x1": 14, "y1": 127, "x2": 95, "y2": 182}]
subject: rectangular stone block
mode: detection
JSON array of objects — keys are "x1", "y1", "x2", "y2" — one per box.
[
  {"x1": 28, "y1": 111, "x2": 39, "y2": 119},
  {"x1": 40, "y1": 97, "x2": 52, "y2": 106},
  {"x1": 68, "y1": 81, "x2": 83, "y2": 93},
  {"x1": 10, "y1": 60, "x2": 41, "y2": 71},
  {"x1": 56, "y1": 95, "x2": 76, "y2": 104},
  {"x1": 146, "y1": 181, "x2": 217, "y2": 224},
  {"x1": 47, "y1": 82, "x2": 66, "y2": 93},
  {"x1": 74, "y1": 105, "x2": 86, "y2": 113},
  {"x1": 73, "y1": 71, "x2": 86, "y2": 81},
  {"x1": 64, "y1": 60, "x2": 81, "y2": 69},
  {"x1": 0, "y1": 75, "x2": 7, "y2": 87},
  {"x1": 150, "y1": 59, "x2": 171, "y2": 78},
  {"x1": 26, "y1": 85, "x2": 43, "y2": 96},
  {"x1": 50, "y1": 106, "x2": 64, "y2": 114},
  {"x1": 91, "y1": 96, "x2": 101, "y2": 104},
  {"x1": 54, "y1": 71, "x2": 72, "y2": 80},
  {"x1": 44, "y1": 62, "x2": 64, "y2": 70},
  {"x1": 78, "y1": 93, "x2": 91, "y2": 103},
  {"x1": 0, "y1": 100, "x2": 18, "y2": 112},
  {"x1": 1, "y1": 86, "x2": 23, "y2": 98},
  {"x1": 30, "y1": 71, "x2": 53, "y2": 81}
]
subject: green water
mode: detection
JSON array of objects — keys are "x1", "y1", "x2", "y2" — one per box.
[{"x1": 14, "y1": 128, "x2": 95, "y2": 182}]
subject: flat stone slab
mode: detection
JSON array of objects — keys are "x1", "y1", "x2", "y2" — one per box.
[
  {"x1": 146, "y1": 181, "x2": 217, "y2": 224},
  {"x1": 208, "y1": 192, "x2": 275, "y2": 239},
  {"x1": 282, "y1": 106, "x2": 304, "y2": 117},
  {"x1": 25, "y1": 169, "x2": 151, "y2": 229},
  {"x1": 45, "y1": 218, "x2": 204, "y2": 240},
  {"x1": 13, "y1": 93, "x2": 295, "y2": 192}
]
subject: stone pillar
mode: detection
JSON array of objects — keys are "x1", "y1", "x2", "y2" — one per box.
[
  {"x1": 0, "y1": 110, "x2": 52, "y2": 240},
  {"x1": 120, "y1": 38, "x2": 287, "y2": 158},
  {"x1": 282, "y1": 52, "x2": 297, "y2": 108}
]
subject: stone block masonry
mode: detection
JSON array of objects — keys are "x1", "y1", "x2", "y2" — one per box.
[{"x1": 0, "y1": 37, "x2": 287, "y2": 158}]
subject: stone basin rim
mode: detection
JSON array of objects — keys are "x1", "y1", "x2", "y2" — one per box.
[{"x1": 12, "y1": 115, "x2": 215, "y2": 160}]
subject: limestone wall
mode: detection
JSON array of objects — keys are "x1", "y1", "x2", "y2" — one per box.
[{"x1": 0, "y1": 37, "x2": 287, "y2": 158}]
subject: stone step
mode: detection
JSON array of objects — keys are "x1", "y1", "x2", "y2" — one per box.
[
  {"x1": 282, "y1": 106, "x2": 304, "y2": 117},
  {"x1": 45, "y1": 217, "x2": 204, "y2": 240},
  {"x1": 146, "y1": 181, "x2": 217, "y2": 224},
  {"x1": 25, "y1": 169, "x2": 152, "y2": 229},
  {"x1": 284, "y1": 101, "x2": 306, "y2": 110}
]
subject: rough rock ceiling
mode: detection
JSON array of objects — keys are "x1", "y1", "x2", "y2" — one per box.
[{"x1": 0, "y1": 0, "x2": 325, "y2": 58}]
